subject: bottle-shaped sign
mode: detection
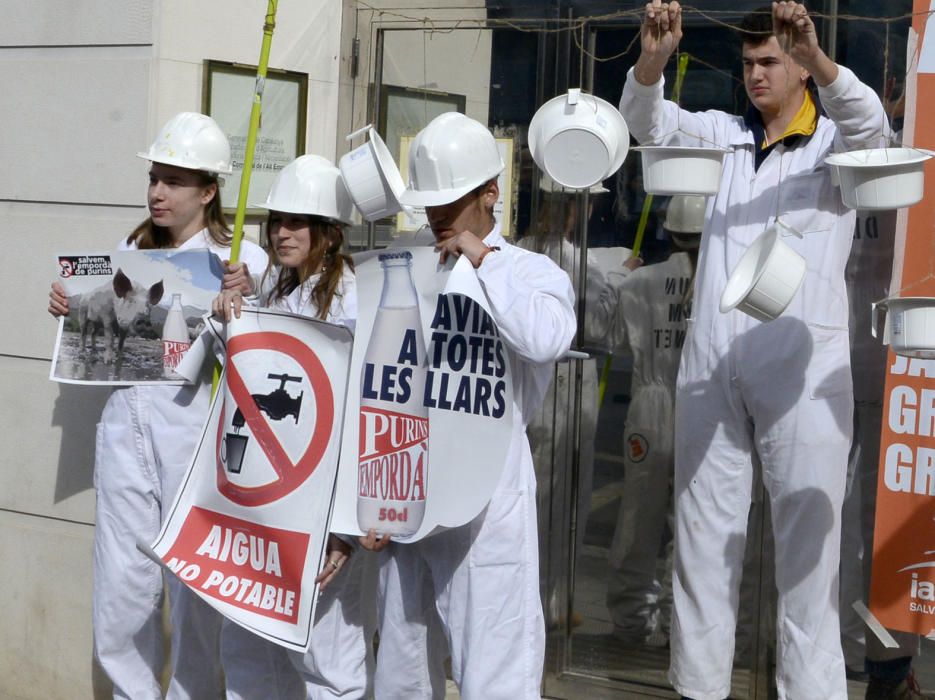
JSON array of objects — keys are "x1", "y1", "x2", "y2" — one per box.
[
  {"x1": 358, "y1": 250, "x2": 429, "y2": 537},
  {"x1": 162, "y1": 293, "x2": 190, "y2": 377}
]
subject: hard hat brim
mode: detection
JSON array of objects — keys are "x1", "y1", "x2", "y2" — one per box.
[
  {"x1": 253, "y1": 201, "x2": 354, "y2": 226},
  {"x1": 137, "y1": 151, "x2": 234, "y2": 176},
  {"x1": 396, "y1": 182, "x2": 480, "y2": 208},
  {"x1": 397, "y1": 165, "x2": 504, "y2": 208}
]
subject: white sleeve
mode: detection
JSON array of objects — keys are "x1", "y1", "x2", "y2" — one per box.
[
  {"x1": 475, "y1": 246, "x2": 577, "y2": 364},
  {"x1": 329, "y1": 268, "x2": 358, "y2": 334},
  {"x1": 620, "y1": 67, "x2": 723, "y2": 147},
  {"x1": 580, "y1": 263, "x2": 619, "y2": 347},
  {"x1": 818, "y1": 65, "x2": 891, "y2": 151}
]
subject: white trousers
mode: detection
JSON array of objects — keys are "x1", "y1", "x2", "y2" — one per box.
[
  {"x1": 222, "y1": 551, "x2": 377, "y2": 699},
  {"x1": 671, "y1": 321, "x2": 853, "y2": 700},
  {"x1": 374, "y1": 457, "x2": 544, "y2": 700},
  {"x1": 92, "y1": 386, "x2": 224, "y2": 699}
]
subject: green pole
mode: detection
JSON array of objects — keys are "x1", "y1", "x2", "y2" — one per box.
[
  {"x1": 230, "y1": 0, "x2": 279, "y2": 264},
  {"x1": 213, "y1": 0, "x2": 279, "y2": 398}
]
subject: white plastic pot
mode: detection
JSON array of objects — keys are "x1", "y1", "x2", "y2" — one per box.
[
  {"x1": 719, "y1": 227, "x2": 807, "y2": 322},
  {"x1": 528, "y1": 89, "x2": 630, "y2": 190},
  {"x1": 825, "y1": 147, "x2": 934, "y2": 210},
  {"x1": 872, "y1": 296, "x2": 935, "y2": 358},
  {"x1": 339, "y1": 125, "x2": 408, "y2": 221},
  {"x1": 635, "y1": 145, "x2": 730, "y2": 196}
]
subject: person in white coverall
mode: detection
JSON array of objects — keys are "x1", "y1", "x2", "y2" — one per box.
[
  {"x1": 48, "y1": 113, "x2": 268, "y2": 699},
  {"x1": 621, "y1": 2, "x2": 889, "y2": 698},
  {"x1": 214, "y1": 154, "x2": 378, "y2": 699},
  {"x1": 605, "y1": 195, "x2": 702, "y2": 647},
  {"x1": 519, "y1": 173, "x2": 618, "y2": 628},
  {"x1": 366, "y1": 112, "x2": 577, "y2": 700}
]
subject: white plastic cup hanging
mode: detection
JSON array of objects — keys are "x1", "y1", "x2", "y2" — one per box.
[
  {"x1": 872, "y1": 296, "x2": 935, "y2": 359},
  {"x1": 719, "y1": 225, "x2": 807, "y2": 322},
  {"x1": 528, "y1": 88, "x2": 630, "y2": 190},
  {"x1": 825, "y1": 147, "x2": 935, "y2": 210},
  {"x1": 339, "y1": 125, "x2": 411, "y2": 221}
]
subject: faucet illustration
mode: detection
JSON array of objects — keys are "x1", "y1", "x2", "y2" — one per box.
[
  {"x1": 224, "y1": 373, "x2": 304, "y2": 474},
  {"x1": 232, "y1": 373, "x2": 304, "y2": 429}
]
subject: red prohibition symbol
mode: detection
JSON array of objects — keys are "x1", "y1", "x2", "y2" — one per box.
[{"x1": 216, "y1": 331, "x2": 334, "y2": 507}]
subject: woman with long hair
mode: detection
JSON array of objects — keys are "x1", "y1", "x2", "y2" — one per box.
[
  {"x1": 48, "y1": 112, "x2": 268, "y2": 699},
  {"x1": 213, "y1": 154, "x2": 374, "y2": 700}
]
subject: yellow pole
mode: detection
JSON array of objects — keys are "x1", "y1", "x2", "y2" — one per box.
[
  {"x1": 230, "y1": 0, "x2": 279, "y2": 264},
  {"x1": 600, "y1": 54, "x2": 691, "y2": 406},
  {"x1": 213, "y1": 0, "x2": 279, "y2": 397}
]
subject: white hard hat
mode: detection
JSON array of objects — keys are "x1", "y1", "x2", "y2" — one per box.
[
  {"x1": 538, "y1": 171, "x2": 608, "y2": 194},
  {"x1": 256, "y1": 155, "x2": 355, "y2": 225},
  {"x1": 664, "y1": 195, "x2": 707, "y2": 233},
  {"x1": 398, "y1": 112, "x2": 504, "y2": 208},
  {"x1": 137, "y1": 112, "x2": 233, "y2": 175}
]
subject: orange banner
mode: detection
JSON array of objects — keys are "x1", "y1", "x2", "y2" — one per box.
[{"x1": 869, "y1": 0, "x2": 935, "y2": 635}]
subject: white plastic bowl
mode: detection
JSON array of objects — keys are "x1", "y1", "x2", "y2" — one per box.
[
  {"x1": 339, "y1": 125, "x2": 407, "y2": 221},
  {"x1": 635, "y1": 145, "x2": 730, "y2": 196},
  {"x1": 529, "y1": 88, "x2": 630, "y2": 190},
  {"x1": 825, "y1": 147, "x2": 934, "y2": 210},
  {"x1": 719, "y1": 227, "x2": 807, "y2": 322},
  {"x1": 872, "y1": 296, "x2": 935, "y2": 358}
]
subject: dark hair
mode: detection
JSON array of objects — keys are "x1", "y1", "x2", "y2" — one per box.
[
  {"x1": 737, "y1": 5, "x2": 774, "y2": 47},
  {"x1": 263, "y1": 213, "x2": 354, "y2": 321},
  {"x1": 127, "y1": 171, "x2": 231, "y2": 249}
]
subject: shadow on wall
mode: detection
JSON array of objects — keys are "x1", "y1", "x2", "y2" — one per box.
[
  {"x1": 51, "y1": 383, "x2": 110, "y2": 504},
  {"x1": 52, "y1": 384, "x2": 119, "y2": 698}
]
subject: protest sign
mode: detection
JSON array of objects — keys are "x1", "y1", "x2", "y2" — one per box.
[
  {"x1": 869, "y1": 2, "x2": 935, "y2": 634},
  {"x1": 51, "y1": 249, "x2": 223, "y2": 385},
  {"x1": 152, "y1": 308, "x2": 352, "y2": 651},
  {"x1": 330, "y1": 247, "x2": 514, "y2": 543}
]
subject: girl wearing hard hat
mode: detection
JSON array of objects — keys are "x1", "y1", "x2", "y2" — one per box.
[
  {"x1": 214, "y1": 155, "x2": 374, "y2": 699},
  {"x1": 48, "y1": 112, "x2": 268, "y2": 699}
]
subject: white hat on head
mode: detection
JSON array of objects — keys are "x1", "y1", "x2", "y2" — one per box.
[
  {"x1": 397, "y1": 112, "x2": 504, "y2": 208},
  {"x1": 256, "y1": 155, "x2": 355, "y2": 225},
  {"x1": 664, "y1": 195, "x2": 707, "y2": 234},
  {"x1": 138, "y1": 112, "x2": 233, "y2": 175}
]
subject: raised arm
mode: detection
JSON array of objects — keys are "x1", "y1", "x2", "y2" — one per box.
[
  {"x1": 633, "y1": 1, "x2": 683, "y2": 87},
  {"x1": 773, "y1": 2, "x2": 889, "y2": 148}
]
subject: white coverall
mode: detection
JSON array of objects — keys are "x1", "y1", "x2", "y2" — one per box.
[
  {"x1": 517, "y1": 235, "x2": 617, "y2": 625},
  {"x1": 605, "y1": 252, "x2": 693, "y2": 642},
  {"x1": 621, "y1": 65, "x2": 888, "y2": 700},
  {"x1": 220, "y1": 266, "x2": 378, "y2": 700},
  {"x1": 93, "y1": 229, "x2": 267, "y2": 699},
  {"x1": 374, "y1": 221, "x2": 577, "y2": 700},
  {"x1": 838, "y1": 209, "x2": 918, "y2": 668}
]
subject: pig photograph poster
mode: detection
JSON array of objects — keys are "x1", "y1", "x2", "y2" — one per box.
[
  {"x1": 152, "y1": 307, "x2": 353, "y2": 651},
  {"x1": 50, "y1": 249, "x2": 224, "y2": 385},
  {"x1": 330, "y1": 247, "x2": 514, "y2": 543}
]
